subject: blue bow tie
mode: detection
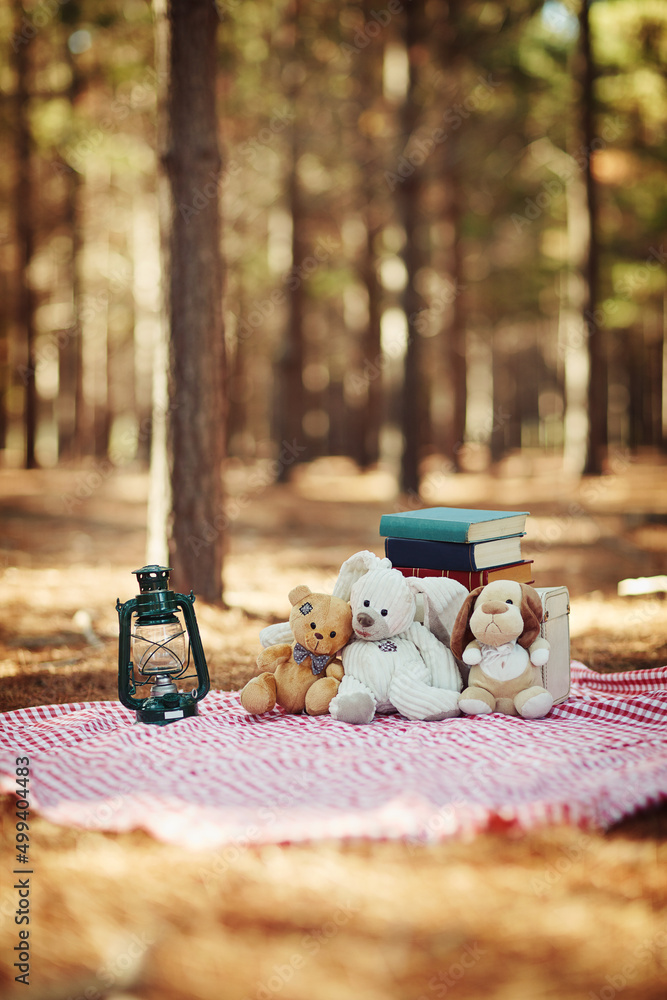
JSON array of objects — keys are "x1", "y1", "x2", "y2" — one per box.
[{"x1": 293, "y1": 642, "x2": 332, "y2": 676}]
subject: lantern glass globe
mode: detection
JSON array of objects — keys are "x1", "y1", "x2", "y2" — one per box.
[{"x1": 133, "y1": 620, "x2": 186, "y2": 678}]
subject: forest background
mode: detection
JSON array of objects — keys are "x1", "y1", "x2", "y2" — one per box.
[{"x1": 1, "y1": 0, "x2": 666, "y2": 604}]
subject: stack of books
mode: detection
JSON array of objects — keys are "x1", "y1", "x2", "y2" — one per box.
[{"x1": 379, "y1": 506, "x2": 534, "y2": 591}]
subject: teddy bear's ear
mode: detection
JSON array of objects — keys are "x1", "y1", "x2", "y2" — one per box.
[
  {"x1": 450, "y1": 586, "x2": 484, "y2": 660},
  {"x1": 517, "y1": 584, "x2": 544, "y2": 648},
  {"x1": 288, "y1": 584, "x2": 312, "y2": 607}
]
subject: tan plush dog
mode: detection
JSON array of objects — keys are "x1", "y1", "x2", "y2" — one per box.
[
  {"x1": 450, "y1": 580, "x2": 553, "y2": 719},
  {"x1": 240, "y1": 586, "x2": 353, "y2": 716}
]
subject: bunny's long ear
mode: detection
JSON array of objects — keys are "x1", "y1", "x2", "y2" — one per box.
[
  {"x1": 450, "y1": 586, "x2": 484, "y2": 660},
  {"x1": 404, "y1": 577, "x2": 468, "y2": 647},
  {"x1": 332, "y1": 550, "x2": 391, "y2": 601},
  {"x1": 517, "y1": 583, "x2": 543, "y2": 648}
]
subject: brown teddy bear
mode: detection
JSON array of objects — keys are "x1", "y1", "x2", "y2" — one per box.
[
  {"x1": 240, "y1": 585, "x2": 353, "y2": 716},
  {"x1": 450, "y1": 580, "x2": 553, "y2": 719}
]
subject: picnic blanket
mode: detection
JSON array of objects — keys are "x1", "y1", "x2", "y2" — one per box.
[{"x1": 1, "y1": 663, "x2": 666, "y2": 847}]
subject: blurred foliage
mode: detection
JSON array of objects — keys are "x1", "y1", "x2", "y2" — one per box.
[{"x1": 0, "y1": 0, "x2": 665, "y2": 473}]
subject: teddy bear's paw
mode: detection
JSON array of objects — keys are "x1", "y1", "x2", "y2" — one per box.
[
  {"x1": 305, "y1": 677, "x2": 340, "y2": 716},
  {"x1": 257, "y1": 644, "x2": 292, "y2": 671},
  {"x1": 240, "y1": 673, "x2": 277, "y2": 715},
  {"x1": 516, "y1": 688, "x2": 554, "y2": 720},
  {"x1": 330, "y1": 691, "x2": 376, "y2": 725}
]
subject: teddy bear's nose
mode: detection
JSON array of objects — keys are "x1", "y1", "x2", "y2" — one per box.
[
  {"x1": 481, "y1": 601, "x2": 508, "y2": 616},
  {"x1": 356, "y1": 612, "x2": 374, "y2": 628},
  {"x1": 314, "y1": 632, "x2": 323, "y2": 639}
]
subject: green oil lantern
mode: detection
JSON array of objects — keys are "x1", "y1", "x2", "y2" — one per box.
[{"x1": 116, "y1": 565, "x2": 210, "y2": 725}]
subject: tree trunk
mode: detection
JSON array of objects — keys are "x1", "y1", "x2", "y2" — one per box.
[
  {"x1": 399, "y1": 0, "x2": 428, "y2": 496},
  {"x1": 0, "y1": 271, "x2": 8, "y2": 450},
  {"x1": 662, "y1": 293, "x2": 667, "y2": 452},
  {"x1": 445, "y1": 177, "x2": 467, "y2": 467},
  {"x1": 580, "y1": 0, "x2": 606, "y2": 474},
  {"x1": 146, "y1": 306, "x2": 170, "y2": 567},
  {"x1": 356, "y1": 0, "x2": 384, "y2": 470},
  {"x1": 13, "y1": 0, "x2": 37, "y2": 469},
  {"x1": 57, "y1": 45, "x2": 83, "y2": 462},
  {"x1": 434, "y1": 0, "x2": 468, "y2": 471},
  {"x1": 360, "y1": 206, "x2": 383, "y2": 469},
  {"x1": 490, "y1": 335, "x2": 511, "y2": 462},
  {"x1": 276, "y1": 0, "x2": 306, "y2": 480},
  {"x1": 276, "y1": 129, "x2": 306, "y2": 478},
  {"x1": 155, "y1": 0, "x2": 225, "y2": 602},
  {"x1": 57, "y1": 163, "x2": 82, "y2": 461},
  {"x1": 226, "y1": 309, "x2": 247, "y2": 455}
]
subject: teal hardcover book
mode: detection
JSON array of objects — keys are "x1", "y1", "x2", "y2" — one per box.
[{"x1": 379, "y1": 507, "x2": 529, "y2": 544}]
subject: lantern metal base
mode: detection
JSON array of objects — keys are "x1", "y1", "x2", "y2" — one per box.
[{"x1": 134, "y1": 694, "x2": 200, "y2": 726}]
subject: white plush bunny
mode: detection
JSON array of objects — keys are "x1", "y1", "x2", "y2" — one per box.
[
  {"x1": 329, "y1": 564, "x2": 468, "y2": 725},
  {"x1": 259, "y1": 549, "x2": 389, "y2": 649}
]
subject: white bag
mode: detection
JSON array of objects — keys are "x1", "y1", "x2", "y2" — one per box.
[{"x1": 535, "y1": 586, "x2": 571, "y2": 704}]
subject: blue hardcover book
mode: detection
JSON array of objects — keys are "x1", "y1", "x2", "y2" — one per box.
[
  {"x1": 385, "y1": 534, "x2": 525, "y2": 572},
  {"x1": 379, "y1": 506, "x2": 528, "y2": 544}
]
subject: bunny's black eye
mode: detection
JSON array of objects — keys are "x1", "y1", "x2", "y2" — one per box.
[
  {"x1": 310, "y1": 621, "x2": 317, "y2": 629},
  {"x1": 381, "y1": 609, "x2": 388, "y2": 616},
  {"x1": 330, "y1": 631, "x2": 336, "y2": 638},
  {"x1": 363, "y1": 600, "x2": 370, "y2": 607},
  {"x1": 505, "y1": 599, "x2": 513, "y2": 605}
]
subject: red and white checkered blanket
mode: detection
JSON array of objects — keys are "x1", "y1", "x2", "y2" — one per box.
[{"x1": 1, "y1": 663, "x2": 666, "y2": 846}]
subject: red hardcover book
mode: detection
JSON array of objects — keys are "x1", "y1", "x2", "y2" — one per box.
[{"x1": 392, "y1": 561, "x2": 535, "y2": 591}]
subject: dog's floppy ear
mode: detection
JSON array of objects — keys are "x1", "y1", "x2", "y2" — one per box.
[
  {"x1": 450, "y1": 586, "x2": 484, "y2": 660},
  {"x1": 517, "y1": 584, "x2": 543, "y2": 648}
]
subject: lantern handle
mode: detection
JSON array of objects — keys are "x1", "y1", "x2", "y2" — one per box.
[
  {"x1": 175, "y1": 593, "x2": 210, "y2": 702},
  {"x1": 116, "y1": 596, "x2": 142, "y2": 710}
]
